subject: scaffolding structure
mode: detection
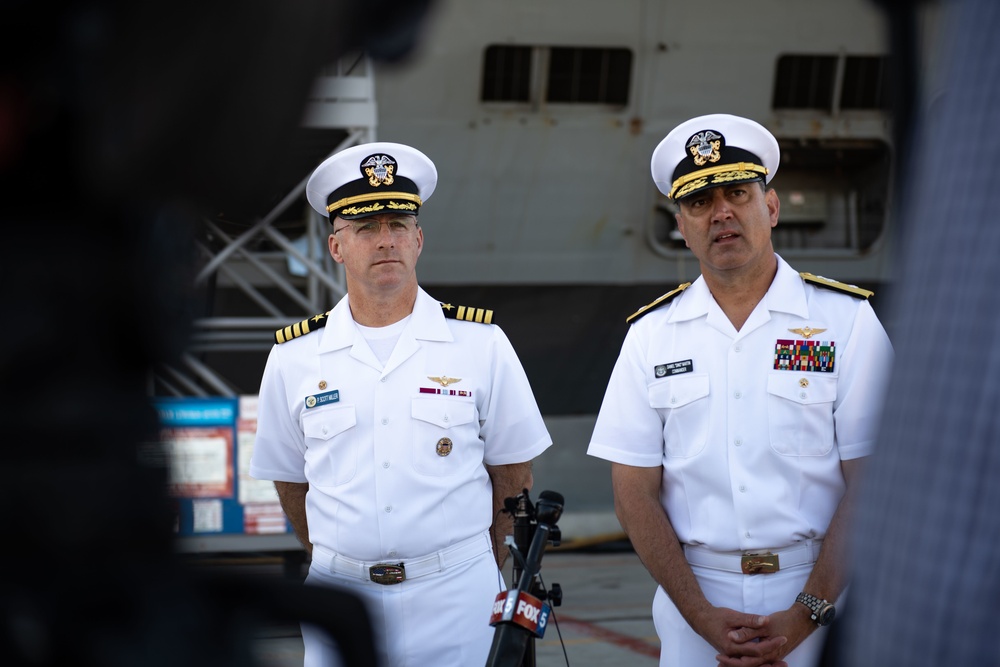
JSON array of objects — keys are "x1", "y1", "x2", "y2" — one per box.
[{"x1": 154, "y1": 55, "x2": 378, "y2": 398}]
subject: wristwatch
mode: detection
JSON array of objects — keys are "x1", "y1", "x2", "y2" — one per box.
[{"x1": 795, "y1": 592, "x2": 836, "y2": 626}]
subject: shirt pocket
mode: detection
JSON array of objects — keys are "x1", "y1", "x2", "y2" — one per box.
[
  {"x1": 410, "y1": 397, "x2": 480, "y2": 477},
  {"x1": 301, "y1": 404, "x2": 359, "y2": 487},
  {"x1": 766, "y1": 373, "x2": 837, "y2": 456},
  {"x1": 648, "y1": 373, "x2": 711, "y2": 459}
]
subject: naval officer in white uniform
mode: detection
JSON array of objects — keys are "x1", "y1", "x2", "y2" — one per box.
[
  {"x1": 587, "y1": 115, "x2": 893, "y2": 667},
  {"x1": 250, "y1": 141, "x2": 552, "y2": 667}
]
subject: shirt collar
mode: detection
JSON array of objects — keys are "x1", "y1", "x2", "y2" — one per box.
[
  {"x1": 763, "y1": 255, "x2": 809, "y2": 318},
  {"x1": 409, "y1": 287, "x2": 454, "y2": 342},
  {"x1": 670, "y1": 254, "x2": 809, "y2": 322},
  {"x1": 318, "y1": 286, "x2": 452, "y2": 353}
]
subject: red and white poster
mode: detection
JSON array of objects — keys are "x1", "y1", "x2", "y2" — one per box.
[{"x1": 162, "y1": 426, "x2": 234, "y2": 498}]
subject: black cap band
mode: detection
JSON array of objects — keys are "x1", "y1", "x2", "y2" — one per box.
[{"x1": 326, "y1": 176, "x2": 422, "y2": 219}]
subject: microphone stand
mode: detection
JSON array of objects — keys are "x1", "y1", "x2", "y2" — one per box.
[
  {"x1": 485, "y1": 490, "x2": 563, "y2": 667},
  {"x1": 511, "y1": 494, "x2": 535, "y2": 666}
]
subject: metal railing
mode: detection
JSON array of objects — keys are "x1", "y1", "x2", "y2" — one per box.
[{"x1": 154, "y1": 56, "x2": 377, "y2": 397}]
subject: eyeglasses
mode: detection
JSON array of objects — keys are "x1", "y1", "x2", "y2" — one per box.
[{"x1": 332, "y1": 218, "x2": 418, "y2": 237}]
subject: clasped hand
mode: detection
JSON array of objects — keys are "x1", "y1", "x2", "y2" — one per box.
[{"x1": 695, "y1": 605, "x2": 814, "y2": 667}]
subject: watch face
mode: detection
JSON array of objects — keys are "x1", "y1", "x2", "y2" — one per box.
[{"x1": 818, "y1": 604, "x2": 836, "y2": 626}]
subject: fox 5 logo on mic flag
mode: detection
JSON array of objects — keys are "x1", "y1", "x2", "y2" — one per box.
[{"x1": 489, "y1": 589, "x2": 551, "y2": 637}]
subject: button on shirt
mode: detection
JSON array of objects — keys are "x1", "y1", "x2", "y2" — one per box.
[
  {"x1": 250, "y1": 287, "x2": 552, "y2": 561},
  {"x1": 588, "y1": 255, "x2": 893, "y2": 552}
]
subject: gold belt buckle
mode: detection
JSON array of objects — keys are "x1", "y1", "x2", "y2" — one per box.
[
  {"x1": 369, "y1": 563, "x2": 406, "y2": 585},
  {"x1": 741, "y1": 552, "x2": 780, "y2": 575}
]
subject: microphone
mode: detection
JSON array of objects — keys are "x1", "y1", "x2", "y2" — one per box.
[
  {"x1": 534, "y1": 491, "x2": 563, "y2": 528},
  {"x1": 511, "y1": 492, "x2": 533, "y2": 572}
]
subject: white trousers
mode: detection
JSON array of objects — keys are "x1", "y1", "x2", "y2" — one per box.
[
  {"x1": 653, "y1": 562, "x2": 840, "y2": 667},
  {"x1": 302, "y1": 547, "x2": 503, "y2": 667}
]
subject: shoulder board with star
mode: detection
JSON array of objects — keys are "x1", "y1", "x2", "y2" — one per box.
[
  {"x1": 274, "y1": 311, "x2": 330, "y2": 344},
  {"x1": 800, "y1": 272, "x2": 873, "y2": 300},
  {"x1": 440, "y1": 302, "x2": 495, "y2": 325},
  {"x1": 626, "y1": 282, "x2": 692, "y2": 325}
]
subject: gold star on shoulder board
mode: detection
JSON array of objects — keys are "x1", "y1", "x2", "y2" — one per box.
[
  {"x1": 428, "y1": 375, "x2": 461, "y2": 387},
  {"x1": 440, "y1": 303, "x2": 455, "y2": 311},
  {"x1": 789, "y1": 326, "x2": 827, "y2": 339}
]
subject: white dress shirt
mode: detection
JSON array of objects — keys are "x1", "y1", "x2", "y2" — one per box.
[
  {"x1": 588, "y1": 255, "x2": 893, "y2": 552},
  {"x1": 250, "y1": 287, "x2": 552, "y2": 561}
]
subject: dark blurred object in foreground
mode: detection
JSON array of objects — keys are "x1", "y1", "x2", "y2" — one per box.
[
  {"x1": 832, "y1": 0, "x2": 1000, "y2": 665},
  {"x1": 0, "y1": 1, "x2": 432, "y2": 665}
]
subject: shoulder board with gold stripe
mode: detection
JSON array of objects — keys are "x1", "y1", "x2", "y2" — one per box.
[
  {"x1": 440, "y1": 302, "x2": 495, "y2": 325},
  {"x1": 800, "y1": 272, "x2": 873, "y2": 300},
  {"x1": 275, "y1": 311, "x2": 330, "y2": 344},
  {"x1": 626, "y1": 282, "x2": 692, "y2": 324}
]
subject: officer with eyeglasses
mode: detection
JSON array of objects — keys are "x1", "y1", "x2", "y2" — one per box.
[{"x1": 250, "y1": 141, "x2": 552, "y2": 667}]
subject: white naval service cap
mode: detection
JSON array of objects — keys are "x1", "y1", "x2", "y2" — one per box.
[
  {"x1": 651, "y1": 113, "x2": 780, "y2": 200},
  {"x1": 306, "y1": 141, "x2": 438, "y2": 220}
]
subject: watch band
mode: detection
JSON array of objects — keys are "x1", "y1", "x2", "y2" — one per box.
[{"x1": 795, "y1": 591, "x2": 833, "y2": 625}]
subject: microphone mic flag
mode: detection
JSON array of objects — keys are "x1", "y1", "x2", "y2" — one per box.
[{"x1": 489, "y1": 589, "x2": 551, "y2": 638}]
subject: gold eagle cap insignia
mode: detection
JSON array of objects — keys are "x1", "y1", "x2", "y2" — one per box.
[
  {"x1": 686, "y1": 130, "x2": 722, "y2": 166},
  {"x1": 428, "y1": 376, "x2": 461, "y2": 387},
  {"x1": 789, "y1": 327, "x2": 827, "y2": 339}
]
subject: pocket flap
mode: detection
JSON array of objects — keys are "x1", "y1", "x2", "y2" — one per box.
[
  {"x1": 411, "y1": 396, "x2": 476, "y2": 429},
  {"x1": 648, "y1": 373, "x2": 710, "y2": 409},
  {"x1": 767, "y1": 373, "x2": 837, "y2": 405},
  {"x1": 302, "y1": 404, "x2": 357, "y2": 440}
]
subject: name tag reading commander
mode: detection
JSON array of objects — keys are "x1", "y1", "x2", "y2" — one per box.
[
  {"x1": 587, "y1": 114, "x2": 893, "y2": 667},
  {"x1": 249, "y1": 141, "x2": 552, "y2": 667}
]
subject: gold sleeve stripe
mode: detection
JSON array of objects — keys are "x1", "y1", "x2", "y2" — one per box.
[
  {"x1": 327, "y1": 191, "x2": 423, "y2": 213},
  {"x1": 626, "y1": 282, "x2": 692, "y2": 324},
  {"x1": 274, "y1": 312, "x2": 330, "y2": 344},
  {"x1": 455, "y1": 306, "x2": 494, "y2": 324},
  {"x1": 800, "y1": 272, "x2": 874, "y2": 299}
]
